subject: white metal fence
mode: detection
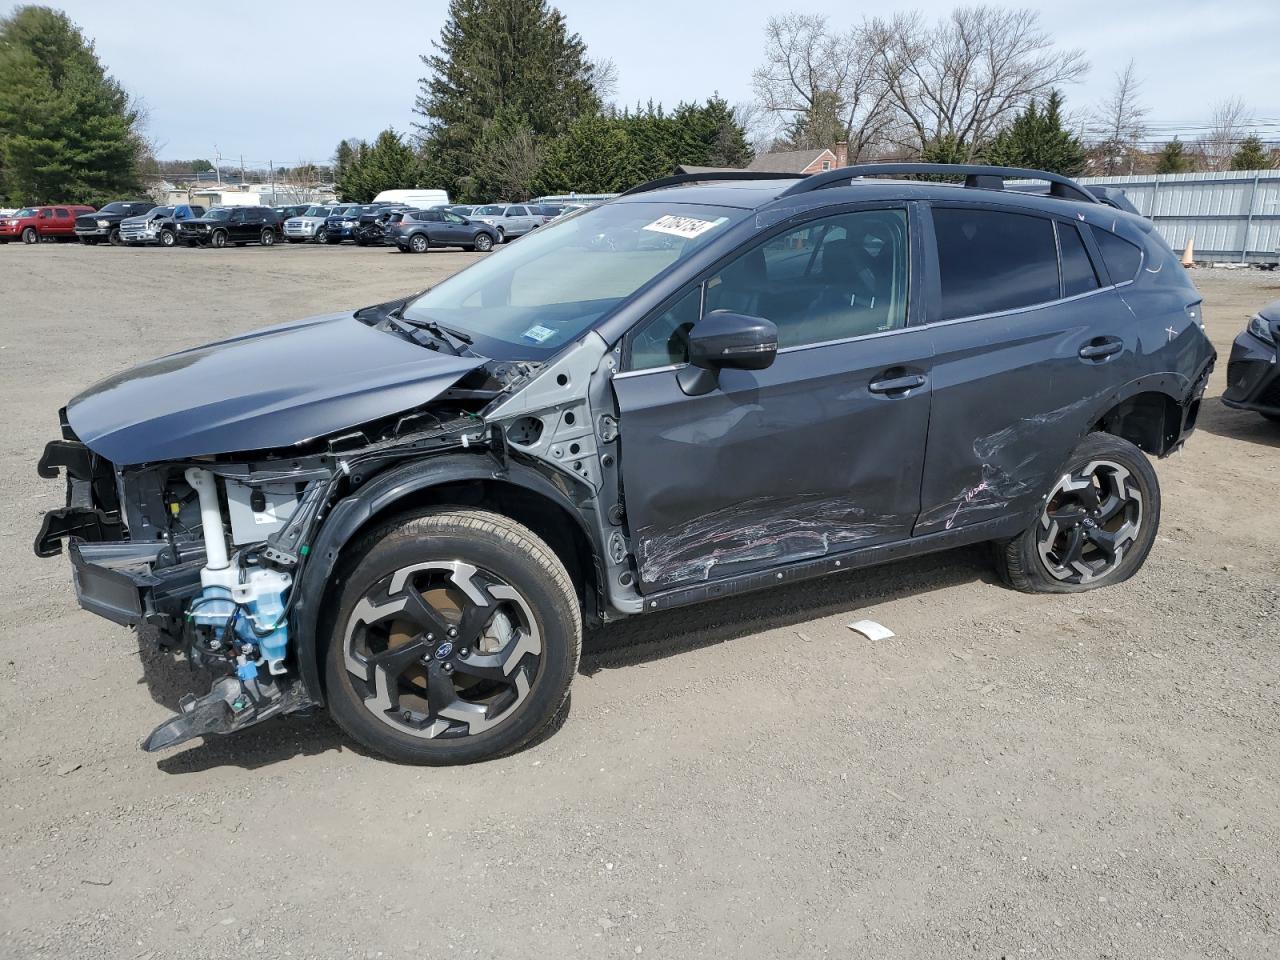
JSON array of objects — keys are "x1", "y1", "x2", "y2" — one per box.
[{"x1": 1076, "y1": 170, "x2": 1280, "y2": 264}]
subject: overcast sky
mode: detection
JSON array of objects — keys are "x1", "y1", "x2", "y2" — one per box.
[{"x1": 40, "y1": 0, "x2": 1280, "y2": 164}]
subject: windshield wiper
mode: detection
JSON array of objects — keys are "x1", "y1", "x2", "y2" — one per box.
[{"x1": 399, "y1": 316, "x2": 473, "y2": 346}]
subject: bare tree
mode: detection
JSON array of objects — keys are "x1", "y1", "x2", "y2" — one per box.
[
  {"x1": 873, "y1": 7, "x2": 1088, "y2": 159},
  {"x1": 589, "y1": 57, "x2": 620, "y2": 111},
  {"x1": 751, "y1": 13, "x2": 895, "y2": 160},
  {"x1": 476, "y1": 127, "x2": 546, "y2": 200},
  {"x1": 1202, "y1": 96, "x2": 1248, "y2": 171},
  {"x1": 1091, "y1": 59, "x2": 1149, "y2": 175}
]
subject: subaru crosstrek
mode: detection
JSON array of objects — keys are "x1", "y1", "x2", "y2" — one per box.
[{"x1": 35, "y1": 164, "x2": 1215, "y2": 765}]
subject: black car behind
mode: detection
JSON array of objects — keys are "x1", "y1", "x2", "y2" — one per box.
[
  {"x1": 1222, "y1": 298, "x2": 1280, "y2": 421},
  {"x1": 75, "y1": 200, "x2": 156, "y2": 245},
  {"x1": 176, "y1": 206, "x2": 283, "y2": 248}
]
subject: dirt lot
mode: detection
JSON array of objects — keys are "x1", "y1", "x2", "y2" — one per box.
[{"x1": 0, "y1": 242, "x2": 1277, "y2": 959}]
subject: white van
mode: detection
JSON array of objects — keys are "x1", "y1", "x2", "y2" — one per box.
[{"x1": 373, "y1": 188, "x2": 450, "y2": 208}]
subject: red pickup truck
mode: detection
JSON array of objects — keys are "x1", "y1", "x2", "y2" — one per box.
[{"x1": 0, "y1": 204, "x2": 95, "y2": 244}]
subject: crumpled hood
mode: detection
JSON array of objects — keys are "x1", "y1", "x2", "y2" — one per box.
[{"x1": 67, "y1": 312, "x2": 484, "y2": 464}]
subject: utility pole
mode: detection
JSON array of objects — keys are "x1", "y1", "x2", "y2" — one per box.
[
  {"x1": 214, "y1": 144, "x2": 222, "y2": 185},
  {"x1": 269, "y1": 159, "x2": 274, "y2": 203},
  {"x1": 240, "y1": 154, "x2": 245, "y2": 185}
]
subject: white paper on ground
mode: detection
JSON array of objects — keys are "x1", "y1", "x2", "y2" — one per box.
[{"x1": 847, "y1": 619, "x2": 895, "y2": 641}]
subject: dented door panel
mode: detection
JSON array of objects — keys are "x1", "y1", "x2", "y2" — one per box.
[{"x1": 613, "y1": 329, "x2": 933, "y2": 592}]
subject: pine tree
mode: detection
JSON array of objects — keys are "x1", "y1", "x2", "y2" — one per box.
[
  {"x1": 0, "y1": 6, "x2": 143, "y2": 204},
  {"x1": 1154, "y1": 138, "x2": 1192, "y2": 174},
  {"x1": 982, "y1": 91, "x2": 1085, "y2": 175},
  {"x1": 538, "y1": 116, "x2": 644, "y2": 194},
  {"x1": 1230, "y1": 134, "x2": 1268, "y2": 171},
  {"x1": 413, "y1": 0, "x2": 599, "y2": 196}
]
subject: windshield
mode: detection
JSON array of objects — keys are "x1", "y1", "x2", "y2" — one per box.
[
  {"x1": 99, "y1": 202, "x2": 129, "y2": 215},
  {"x1": 304, "y1": 206, "x2": 329, "y2": 216},
  {"x1": 146, "y1": 206, "x2": 173, "y2": 217},
  {"x1": 205, "y1": 208, "x2": 231, "y2": 221},
  {"x1": 13, "y1": 208, "x2": 35, "y2": 217},
  {"x1": 473, "y1": 205, "x2": 504, "y2": 216},
  {"x1": 402, "y1": 201, "x2": 746, "y2": 359}
]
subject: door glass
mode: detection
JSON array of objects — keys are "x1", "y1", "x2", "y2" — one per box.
[
  {"x1": 55, "y1": 207, "x2": 69, "y2": 218},
  {"x1": 1058, "y1": 221, "x2": 1100, "y2": 297},
  {"x1": 630, "y1": 208, "x2": 909, "y2": 365},
  {"x1": 630, "y1": 287, "x2": 702, "y2": 370},
  {"x1": 933, "y1": 208, "x2": 1059, "y2": 319}
]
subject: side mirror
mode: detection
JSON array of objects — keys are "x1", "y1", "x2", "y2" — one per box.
[{"x1": 677, "y1": 310, "x2": 778, "y2": 396}]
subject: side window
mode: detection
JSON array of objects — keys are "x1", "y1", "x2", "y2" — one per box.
[
  {"x1": 933, "y1": 208, "x2": 1059, "y2": 319},
  {"x1": 630, "y1": 287, "x2": 701, "y2": 370},
  {"x1": 425, "y1": 209, "x2": 444, "y2": 222},
  {"x1": 507, "y1": 206, "x2": 526, "y2": 217},
  {"x1": 628, "y1": 208, "x2": 910, "y2": 368},
  {"x1": 444, "y1": 212, "x2": 466, "y2": 224},
  {"x1": 1058, "y1": 222, "x2": 1100, "y2": 297},
  {"x1": 55, "y1": 207, "x2": 69, "y2": 218},
  {"x1": 1090, "y1": 226, "x2": 1143, "y2": 283}
]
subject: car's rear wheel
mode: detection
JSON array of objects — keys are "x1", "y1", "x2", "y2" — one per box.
[
  {"x1": 473, "y1": 232, "x2": 493, "y2": 252},
  {"x1": 158, "y1": 229, "x2": 175, "y2": 247},
  {"x1": 409, "y1": 233, "x2": 429, "y2": 254},
  {"x1": 994, "y1": 432, "x2": 1160, "y2": 593},
  {"x1": 21, "y1": 227, "x2": 37, "y2": 244},
  {"x1": 325, "y1": 508, "x2": 581, "y2": 765},
  {"x1": 260, "y1": 228, "x2": 275, "y2": 246}
]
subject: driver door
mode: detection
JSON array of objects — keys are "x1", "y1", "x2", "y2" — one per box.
[{"x1": 612, "y1": 206, "x2": 934, "y2": 592}]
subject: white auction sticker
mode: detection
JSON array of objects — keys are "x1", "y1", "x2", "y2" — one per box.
[
  {"x1": 521, "y1": 324, "x2": 556, "y2": 344},
  {"x1": 642, "y1": 214, "x2": 726, "y2": 239}
]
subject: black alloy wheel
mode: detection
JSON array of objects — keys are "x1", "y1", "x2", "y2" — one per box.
[
  {"x1": 995, "y1": 432, "x2": 1160, "y2": 593},
  {"x1": 108, "y1": 228, "x2": 122, "y2": 245},
  {"x1": 325, "y1": 509, "x2": 580, "y2": 764}
]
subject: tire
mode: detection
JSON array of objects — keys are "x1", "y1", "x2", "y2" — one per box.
[
  {"x1": 409, "y1": 233, "x2": 429, "y2": 254},
  {"x1": 158, "y1": 229, "x2": 175, "y2": 247},
  {"x1": 21, "y1": 227, "x2": 37, "y2": 244},
  {"x1": 994, "y1": 432, "x2": 1160, "y2": 594},
  {"x1": 210, "y1": 230, "x2": 227, "y2": 248},
  {"x1": 260, "y1": 228, "x2": 275, "y2": 246},
  {"x1": 108, "y1": 228, "x2": 122, "y2": 246},
  {"x1": 314, "y1": 228, "x2": 328, "y2": 244},
  {"x1": 324, "y1": 508, "x2": 581, "y2": 765},
  {"x1": 495, "y1": 227, "x2": 506, "y2": 244},
  {"x1": 473, "y1": 232, "x2": 493, "y2": 252}
]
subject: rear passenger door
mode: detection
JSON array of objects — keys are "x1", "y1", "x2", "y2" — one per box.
[
  {"x1": 613, "y1": 205, "x2": 933, "y2": 592},
  {"x1": 52, "y1": 207, "x2": 72, "y2": 236},
  {"x1": 914, "y1": 203, "x2": 1139, "y2": 536}
]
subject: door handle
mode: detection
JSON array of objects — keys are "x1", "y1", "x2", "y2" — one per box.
[
  {"x1": 1078, "y1": 337, "x2": 1123, "y2": 360},
  {"x1": 868, "y1": 373, "x2": 927, "y2": 395}
]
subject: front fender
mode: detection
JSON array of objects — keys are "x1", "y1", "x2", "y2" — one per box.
[{"x1": 291, "y1": 452, "x2": 597, "y2": 704}]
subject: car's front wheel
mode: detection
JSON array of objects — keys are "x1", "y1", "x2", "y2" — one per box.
[
  {"x1": 995, "y1": 432, "x2": 1160, "y2": 593},
  {"x1": 325, "y1": 508, "x2": 581, "y2": 765},
  {"x1": 473, "y1": 232, "x2": 493, "y2": 252},
  {"x1": 21, "y1": 227, "x2": 37, "y2": 244},
  {"x1": 210, "y1": 230, "x2": 227, "y2": 248},
  {"x1": 158, "y1": 229, "x2": 176, "y2": 247}
]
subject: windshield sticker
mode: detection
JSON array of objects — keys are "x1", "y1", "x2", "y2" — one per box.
[
  {"x1": 642, "y1": 214, "x2": 726, "y2": 239},
  {"x1": 521, "y1": 324, "x2": 556, "y2": 344}
]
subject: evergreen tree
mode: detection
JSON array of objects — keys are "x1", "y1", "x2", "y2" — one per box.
[
  {"x1": 785, "y1": 89, "x2": 844, "y2": 152},
  {"x1": 334, "y1": 130, "x2": 421, "y2": 201},
  {"x1": 538, "y1": 116, "x2": 645, "y2": 194},
  {"x1": 920, "y1": 134, "x2": 969, "y2": 165},
  {"x1": 982, "y1": 91, "x2": 1085, "y2": 175},
  {"x1": 1230, "y1": 134, "x2": 1268, "y2": 171},
  {"x1": 0, "y1": 5, "x2": 143, "y2": 204},
  {"x1": 1154, "y1": 137, "x2": 1192, "y2": 174},
  {"x1": 414, "y1": 0, "x2": 599, "y2": 195}
]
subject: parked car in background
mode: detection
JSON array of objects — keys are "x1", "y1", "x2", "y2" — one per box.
[
  {"x1": 120, "y1": 204, "x2": 206, "y2": 246},
  {"x1": 177, "y1": 206, "x2": 283, "y2": 248},
  {"x1": 322, "y1": 204, "x2": 375, "y2": 244},
  {"x1": 468, "y1": 204, "x2": 547, "y2": 242},
  {"x1": 0, "y1": 204, "x2": 94, "y2": 244},
  {"x1": 273, "y1": 204, "x2": 312, "y2": 223},
  {"x1": 447, "y1": 205, "x2": 475, "y2": 217},
  {"x1": 1222, "y1": 298, "x2": 1280, "y2": 422},
  {"x1": 283, "y1": 204, "x2": 342, "y2": 243},
  {"x1": 390, "y1": 207, "x2": 499, "y2": 253},
  {"x1": 353, "y1": 207, "x2": 415, "y2": 247},
  {"x1": 75, "y1": 200, "x2": 155, "y2": 245}
]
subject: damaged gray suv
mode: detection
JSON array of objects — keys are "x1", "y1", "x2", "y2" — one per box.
[{"x1": 35, "y1": 164, "x2": 1216, "y2": 764}]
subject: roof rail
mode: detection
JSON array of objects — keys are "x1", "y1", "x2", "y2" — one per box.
[
  {"x1": 777, "y1": 163, "x2": 1099, "y2": 204},
  {"x1": 619, "y1": 171, "x2": 801, "y2": 197}
]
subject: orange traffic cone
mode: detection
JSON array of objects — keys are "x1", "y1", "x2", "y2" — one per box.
[{"x1": 1181, "y1": 238, "x2": 1195, "y2": 268}]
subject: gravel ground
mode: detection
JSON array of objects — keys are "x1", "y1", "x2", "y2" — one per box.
[{"x1": 0, "y1": 243, "x2": 1277, "y2": 960}]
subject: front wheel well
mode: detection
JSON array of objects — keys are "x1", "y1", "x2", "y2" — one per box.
[{"x1": 1093, "y1": 391, "x2": 1185, "y2": 456}]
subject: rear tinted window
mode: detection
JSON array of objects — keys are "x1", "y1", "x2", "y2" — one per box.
[
  {"x1": 933, "y1": 208, "x2": 1059, "y2": 319},
  {"x1": 1058, "y1": 222, "x2": 1100, "y2": 297},
  {"x1": 1090, "y1": 227, "x2": 1143, "y2": 283}
]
